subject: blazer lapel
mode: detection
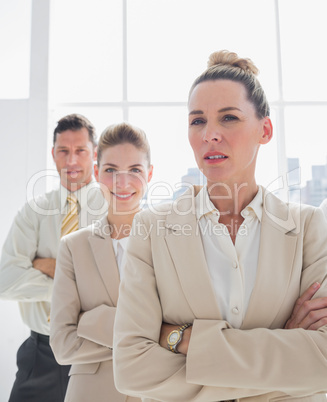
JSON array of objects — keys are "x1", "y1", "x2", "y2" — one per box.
[
  {"x1": 88, "y1": 216, "x2": 120, "y2": 306},
  {"x1": 242, "y1": 190, "x2": 298, "y2": 329},
  {"x1": 164, "y1": 187, "x2": 221, "y2": 320}
]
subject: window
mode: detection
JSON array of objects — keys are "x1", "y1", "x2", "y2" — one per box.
[
  {"x1": 0, "y1": 0, "x2": 31, "y2": 98},
  {"x1": 50, "y1": 0, "x2": 122, "y2": 103},
  {"x1": 49, "y1": 0, "x2": 327, "y2": 206}
]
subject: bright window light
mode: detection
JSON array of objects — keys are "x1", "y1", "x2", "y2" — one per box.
[
  {"x1": 0, "y1": 0, "x2": 31, "y2": 99},
  {"x1": 49, "y1": 0, "x2": 327, "y2": 206}
]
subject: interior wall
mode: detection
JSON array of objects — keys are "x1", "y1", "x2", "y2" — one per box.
[
  {"x1": 0, "y1": 100, "x2": 49, "y2": 401},
  {"x1": 0, "y1": 100, "x2": 34, "y2": 401},
  {"x1": 0, "y1": 1, "x2": 50, "y2": 400}
]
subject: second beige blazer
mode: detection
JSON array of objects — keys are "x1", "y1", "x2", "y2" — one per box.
[
  {"x1": 50, "y1": 216, "x2": 140, "y2": 402},
  {"x1": 114, "y1": 186, "x2": 327, "y2": 402}
]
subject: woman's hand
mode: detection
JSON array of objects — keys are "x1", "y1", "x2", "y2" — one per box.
[
  {"x1": 285, "y1": 282, "x2": 327, "y2": 330},
  {"x1": 159, "y1": 323, "x2": 192, "y2": 355},
  {"x1": 160, "y1": 282, "x2": 327, "y2": 356}
]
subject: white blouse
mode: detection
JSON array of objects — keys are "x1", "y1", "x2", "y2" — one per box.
[
  {"x1": 195, "y1": 186, "x2": 263, "y2": 328},
  {"x1": 111, "y1": 236, "x2": 129, "y2": 279}
]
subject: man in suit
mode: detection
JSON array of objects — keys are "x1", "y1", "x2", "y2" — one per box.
[{"x1": 0, "y1": 114, "x2": 106, "y2": 402}]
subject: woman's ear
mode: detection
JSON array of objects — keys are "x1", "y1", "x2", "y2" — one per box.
[
  {"x1": 147, "y1": 165, "x2": 154, "y2": 183},
  {"x1": 259, "y1": 117, "x2": 273, "y2": 144}
]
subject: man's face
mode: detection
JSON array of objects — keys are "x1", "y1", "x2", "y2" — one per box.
[{"x1": 52, "y1": 128, "x2": 95, "y2": 191}]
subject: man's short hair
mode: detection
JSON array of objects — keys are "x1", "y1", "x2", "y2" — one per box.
[{"x1": 53, "y1": 114, "x2": 97, "y2": 146}]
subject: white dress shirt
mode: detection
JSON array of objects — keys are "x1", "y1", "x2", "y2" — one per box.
[
  {"x1": 0, "y1": 179, "x2": 107, "y2": 335},
  {"x1": 195, "y1": 186, "x2": 263, "y2": 328},
  {"x1": 111, "y1": 236, "x2": 129, "y2": 279}
]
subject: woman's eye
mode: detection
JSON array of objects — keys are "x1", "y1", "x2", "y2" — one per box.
[
  {"x1": 131, "y1": 168, "x2": 141, "y2": 173},
  {"x1": 190, "y1": 118, "x2": 205, "y2": 126},
  {"x1": 223, "y1": 115, "x2": 238, "y2": 122},
  {"x1": 105, "y1": 168, "x2": 115, "y2": 173}
]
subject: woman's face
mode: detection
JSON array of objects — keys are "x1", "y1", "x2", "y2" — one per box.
[
  {"x1": 188, "y1": 79, "x2": 272, "y2": 189},
  {"x1": 95, "y1": 143, "x2": 153, "y2": 214}
]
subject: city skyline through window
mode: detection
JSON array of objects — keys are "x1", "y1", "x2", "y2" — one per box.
[
  {"x1": 1, "y1": 0, "x2": 326, "y2": 206},
  {"x1": 48, "y1": 0, "x2": 327, "y2": 207}
]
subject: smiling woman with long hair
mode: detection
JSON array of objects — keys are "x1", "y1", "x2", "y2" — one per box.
[{"x1": 113, "y1": 51, "x2": 327, "y2": 402}]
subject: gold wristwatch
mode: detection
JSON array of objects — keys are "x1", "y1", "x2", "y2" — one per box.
[{"x1": 167, "y1": 323, "x2": 192, "y2": 353}]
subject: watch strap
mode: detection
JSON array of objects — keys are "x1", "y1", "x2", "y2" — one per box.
[{"x1": 167, "y1": 323, "x2": 192, "y2": 353}]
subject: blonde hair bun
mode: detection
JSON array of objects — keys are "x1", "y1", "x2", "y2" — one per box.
[{"x1": 207, "y1": 50, "x2": 259, "y2": 76}]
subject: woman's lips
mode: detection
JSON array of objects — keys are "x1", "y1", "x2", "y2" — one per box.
[
  {"x1": 204, "y1": 152, "x2": 228, "y2": 163},
  {"x1": 111, "y1": 192, "x2": 135, "y2": 200}
]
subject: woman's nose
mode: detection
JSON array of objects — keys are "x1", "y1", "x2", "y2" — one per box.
[
  {"x1": 115, "y1": 172, "x2": 130, "y2": 188},
  {"x1": 203, "y1": 124, "x2": 222, "y2": 143}
]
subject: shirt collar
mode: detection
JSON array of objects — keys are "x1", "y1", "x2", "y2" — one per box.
[
  {"x1": 111, "y1": 236, "x2": 129, "y2": 257},
  {"x1": 195, "y1": 186, "x2": 216, "y2": 220},
  {"x1": 244, "y1": 185, "x2": 263, "y2": 222},
  {"x1": 195, "y1": 185, "x2": 263, "y2": 222},
  {"x1": 60, "y1": 177, "x2": 99, "y2": 213}
]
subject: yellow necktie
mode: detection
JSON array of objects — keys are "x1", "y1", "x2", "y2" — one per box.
[
  {"x1": 48, "y1": 195, "x2": 79, "y2": 323},
  {"x1": 48, "y1": 194, "x2": 79, "y2": 323},
  {"x1": 61, "y1": 193, "x2": 79, "y2": 237}
]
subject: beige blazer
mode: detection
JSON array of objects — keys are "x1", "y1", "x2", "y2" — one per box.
[
  {"x1": 114, "y1": 186, "x2": 327, "y2": 402},
  {"x1": 50, "y1": 216, "x2": 140, "y2": 402}
]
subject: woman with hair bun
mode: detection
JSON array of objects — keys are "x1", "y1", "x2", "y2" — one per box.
[
  {"x1": 50, "y1": 122, "x2": 153, "y2": 402},
  {"x1": 114, "y1": 51, "x2": 327, "y2": 402}
]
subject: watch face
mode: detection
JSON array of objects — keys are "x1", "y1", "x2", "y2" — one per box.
[{"x1": 168, "y1": 331, "x2": 180, "y2": 344}]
